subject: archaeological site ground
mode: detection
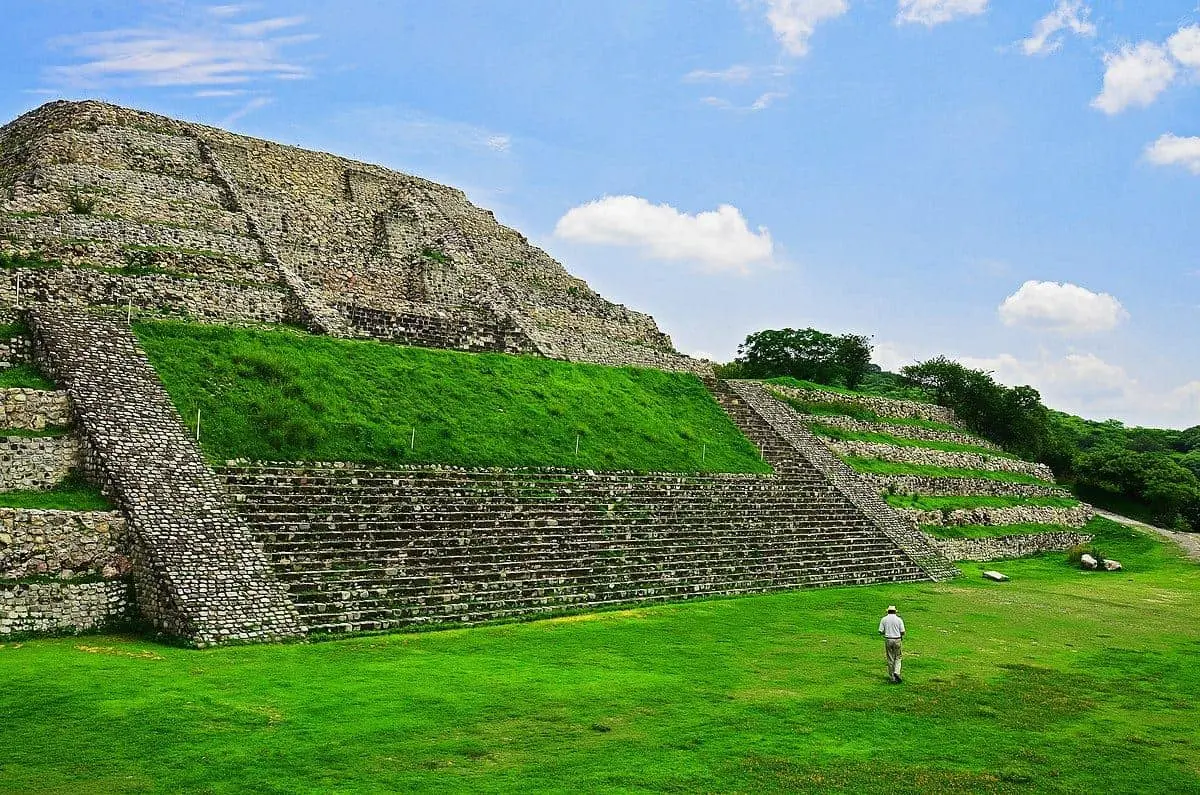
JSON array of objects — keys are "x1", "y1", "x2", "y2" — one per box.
[{"x1": 1, "y1": 101, "x2": 1197, "y2": 791}]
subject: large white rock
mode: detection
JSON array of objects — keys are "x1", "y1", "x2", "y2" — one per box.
[
  {"x1": 1104, "y1": 559, "x2": 1123, "y2": 571},
  {"x1": 982, "y1": 570, "x2": 1009, "y2": 582},
  {"x1": 1080, "y1": 553, "x2": 1099, "y2": 570}
]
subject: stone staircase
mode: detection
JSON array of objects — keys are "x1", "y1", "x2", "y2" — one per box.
[
  {"x1": 714, "y1": 379, "x2": 961, "y2": 582},
  {"x1": 220, "y1": 465, "x2": 933, "y2": 634}
]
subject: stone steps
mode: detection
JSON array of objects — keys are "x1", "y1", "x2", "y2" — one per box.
[{"x1": 222, "y1": 461, "x2": 934, "y2": 633}]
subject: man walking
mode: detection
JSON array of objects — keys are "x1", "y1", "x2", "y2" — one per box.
[{"x1": 878, "y1": 605, "x2": 905, "y2": 683}]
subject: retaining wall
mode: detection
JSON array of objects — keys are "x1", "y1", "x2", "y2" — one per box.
[
  {"x1": 0, "y1": 580, "x2": 132, "y2": 636},
  {"x1": 0, "y1": 508, "x2": 129, "y2": 579},
  {"x1": 928, "y1": 531, "x2": 1094, "y2": 562}
]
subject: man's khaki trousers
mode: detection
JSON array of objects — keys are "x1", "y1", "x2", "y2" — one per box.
[{"x1": 885, "y1": 638, "x2": 903, "y2": 680}]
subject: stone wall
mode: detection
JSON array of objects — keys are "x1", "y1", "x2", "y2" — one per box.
[
  {"x1": 901, "y1": 503, "x2": 1095, "y2": 529},
  {"x1": 824, "y1": 439, "x2": 1054, "y2": 480},
  {"x1": 767, "y1": 383, "x2": 960, "y2": 426},
  {"x1": 0, "y1": 435, "x2": 79, "y2": 490},
  {"x1": 0, "y1": 259, "x2": 288, "y2": 326},
  {"x1": 861, "y1": 474, "x2": 1067, "y2": 499},
  {"x1": 928, "y1": 530, "x2": 1094, "y2": 562},
  {"x1": 0, "y1": 508, "x2": 129, "y2": 579},
  {"x1": 30, "y1": 306, "x2": 301, "y2": 646},
  {"x1": 0, "y1": 388, "x2": 71, "y2": 429},
  {"x1": 1, "y1": 100, "x2": 695, "y2": 370},
  {"x1": 0, "y1": 580, "x2": 132, "y2": 636}
]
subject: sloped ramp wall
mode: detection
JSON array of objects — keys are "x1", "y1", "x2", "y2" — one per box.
[
  {"x1": 725, "y1": 380, "x2": 960, "y2": 582},
  {"x1": 29, "y1": 307, "x2": 302, "y2": 646}
]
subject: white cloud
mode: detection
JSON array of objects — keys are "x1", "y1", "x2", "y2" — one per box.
[
  {"x1": 554, "y1": 196, "x2": 774, "y2": 274},
  {"x1": 1020, "y1": 1, "x2": 1095, "y2": 56},
  {"x1": 896, "y1": 0, "x2": 988, "y2": 27},
  {"x1": 1091, "y1": 42, "x2": 1176, "y2": 114},
  {"x1": 1168, "y1": 25, "x2": 1200, "y2": 72},
  {"x1": 700, "y1": 91, "x2": 787, "y2": 112},
  {"x1": 1145, "y1": 134, "x2": 1200, "y2": 175},
  {"x1": 762, "y1": 0, "x2": 849, "y2": 57},
  {"x1": 221, "y1": 96, "x2": 272, "y2": 127},
  {"x1": 685, "y1": 65, "x2": 756, "y2": 83},
  {"x1": 45, "y1": 12, "x2": 315, "y2": 89},
  {"x1": 484, "y1": 135, "x2": 512, "y2": 152},
  {"x1": 229, "y1": 16, "x2": 307, "y2": 37},
  {"x1": 998, "y1": 280, "x2": 1129, "y2": 334}
]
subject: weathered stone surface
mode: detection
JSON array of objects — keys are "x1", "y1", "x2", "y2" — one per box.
[
  {"x1": 1081, "y1": 553, "x2": 1099, "y2": 570},
  {"x1": 862, "y1": 474, "x2": 1067, "y2": 499},
  {"x1": 982, "y1": 570, "x2": 1009, "y2": 582},
  {"x1": 1, "y1": 100, "x2": 699, "y2": 371},
  {"x1": 0, "y1": 388, "x2": 71, "y2": 429},
  {"x1": 0, "y1": 508, "x2": 129, "y2": 579},
  {"x1": 0, "y1": 434, "x2": 79, "y2": 491},
  {"x1": 0, "y1": 580, "x2": 131, "y2": 635},
  {"x1": 900, "y1": 504, "x2": 1095, "y2": 529},
  {"x1": 767, "y1": 383, "x2": 960, "y2": 426},
  {"x1": 1104, "y1": 559, "x2": 1123, "y2": 571},
  {"x1": 929, "y1": 531, "x2": 1094, "y2": 562},
  {"x1": 29, "y1": 306, "x2": 301, "y2": 646}
]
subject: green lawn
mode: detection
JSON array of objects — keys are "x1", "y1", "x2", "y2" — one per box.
[
  {"x1": 922, "y1": 522, "x2": 1087, "y2": 540},
  {"x1": 764, "y1": 375, "x2": 934, "y2": 403},
  {"x1": 0, "y1": 364, "x2": 56, "y2": 390},
  {"x1": 1, "y1": 520, "x2": 1196, "y2": 791},
  {"x1": 0, "y1": 473, "x2": 112, "y2": 511},
  {"x1": 812, "y1": 422, "x2": 1012, "y2": 458},
  {"x1": 134, "y1": 321, "x2": 769, "y2": 473},
  {"x1": 886, "y1": 494, "x2": 1081, "y2": 511},
  {"x1": 845, "y1": 457, "x2": 1057, "y2": 486}
]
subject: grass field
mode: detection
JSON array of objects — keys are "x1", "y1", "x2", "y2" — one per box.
[
  {"x1": 134, "y1": 321, "x2": 769, "y2": 474},
  {"x1": 0, "y1": 364, "x2": 56, "y2": 390},
  {"x1": 811, "y1": 422, "x2": 1012, "y2": 458},
  {"x1": 885, "y1": 494, "x2": 1081, "y2": 511},
  {"x1": 0, "y1": 473, "x2": 112, "y2": 511},
  {"x1": 845, "y1": 457, "x2": 1056, "y2": 486},
  {"x1": 0, "y1": 520, "x2": 1196, "y2": 792}
]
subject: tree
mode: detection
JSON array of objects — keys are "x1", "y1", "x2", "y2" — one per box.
[{"x1": 733, "y1": 328, "x2": 873, "y2": 389}]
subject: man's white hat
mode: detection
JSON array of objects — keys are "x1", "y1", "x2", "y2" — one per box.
[{"x1": 887, "y1": 605, "x2": 897, "y2": 612}]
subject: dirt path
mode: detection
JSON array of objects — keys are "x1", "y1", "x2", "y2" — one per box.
[{"x1": 1094, "y1": 508, "x2": 1200, "y2": 562}]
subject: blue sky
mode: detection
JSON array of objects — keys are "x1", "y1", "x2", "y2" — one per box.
[{"x1": 2, "y1": 0, "x2": 1198, "y2": 427}]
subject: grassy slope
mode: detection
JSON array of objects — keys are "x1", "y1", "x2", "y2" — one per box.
[
  {"x1": 0, "y1": 474, "x2": 112, "y2": 511},
  {"x1": 886, "y1": 494, "x2": 1081, "y2": 511},
  {"x1": 134, "y1": 321, "x2": 769, "y2": 473},
  {"x1": 0, "y1": 365, "x2": 56, "y2": 390},
  {"x1": 0, "y1": 520, "x2": 1197, "y2": 791},
  {"x1": 845, "y1": 457, "x2": 1056, "y2": 486}
]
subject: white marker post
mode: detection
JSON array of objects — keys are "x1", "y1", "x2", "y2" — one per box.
[
  {"x1": 195, "y1": 408, "x2": 201, "y2": 442},
  {"x1": 126, "y1": 296, "x2": 133, "y2": 324},
  {"x1": 410, "y1": 427, "x2": 415, "y2": 451},
  {"x1": 14, "y1": 272, "x2": 20, "y2": 309}
]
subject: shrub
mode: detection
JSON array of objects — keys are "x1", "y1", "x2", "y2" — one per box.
[{"x1": 67, "y1": 191, "x2": 97, "y2": 215}]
